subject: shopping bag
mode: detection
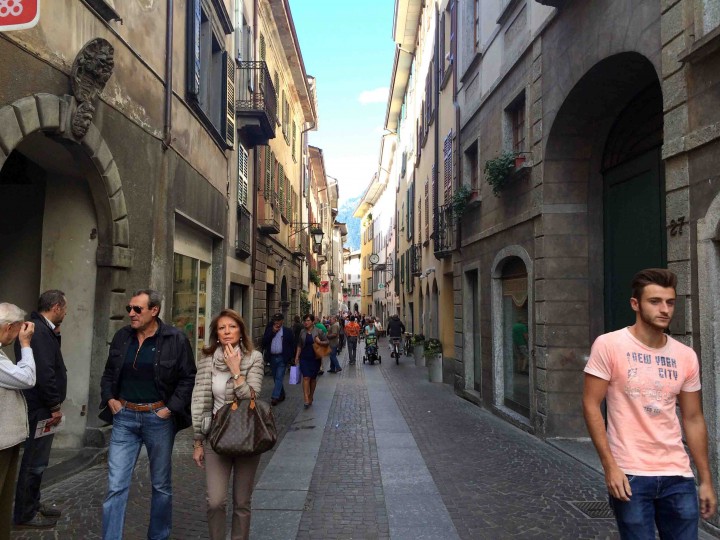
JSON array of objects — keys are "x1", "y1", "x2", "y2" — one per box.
[{"x1": 289, "y1": 365, "x2": 301, "y2": 385}]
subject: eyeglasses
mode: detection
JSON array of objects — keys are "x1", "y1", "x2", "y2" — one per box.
[{"x1": 125, "y1": 305, "x2": 145, "y2": 314}]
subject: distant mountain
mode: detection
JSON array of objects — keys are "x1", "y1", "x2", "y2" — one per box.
[{"x1": 337, "y1": 195, "x2": 361, "y2": 252}]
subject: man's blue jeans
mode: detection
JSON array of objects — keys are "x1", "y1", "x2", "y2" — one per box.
[
  {"x1": 102, "y1": 407, "x2": 175, "y2": 540},
  {"x1": 270, "y1": 354, "x2": 286, "y2": 400},
  {"x1": 329, "y1": 346, "x2": 341, "y2": 372},
  {"x1": 609, "y1": 475, "x2": 699, "y2": 539}
]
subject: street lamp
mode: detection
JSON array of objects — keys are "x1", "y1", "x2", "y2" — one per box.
[
  {"x1": 311, "y1": 229, "x2": 324, "y2": 247},
  {"x1": 328, "y1": 271, "x2": 335, "y2": 282}
]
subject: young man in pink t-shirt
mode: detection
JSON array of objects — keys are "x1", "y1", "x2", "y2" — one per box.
[{"x1": 583, "y1": 268, "x2": 716, "y2": 538}]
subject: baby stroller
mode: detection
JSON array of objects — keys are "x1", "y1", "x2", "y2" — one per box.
[{"x1": 363, "y1": 334, "x2": 381, "y2": 365}]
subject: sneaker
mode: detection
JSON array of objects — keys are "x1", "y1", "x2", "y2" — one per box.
[
  {"x1": 15, "y1": 514, "x2": 57, "y2": 529},
  {"x1": 39, "y1": 503, "x2": 61, "y2": 518}
]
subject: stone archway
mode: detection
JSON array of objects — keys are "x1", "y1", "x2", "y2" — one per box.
[{"x1": 0, "y1": 93, "x2": 132, "y2": 444}]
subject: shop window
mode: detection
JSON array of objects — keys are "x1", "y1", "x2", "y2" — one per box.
[{"x1": 172, "y1": 254, "x2": 211, "y2": 358}]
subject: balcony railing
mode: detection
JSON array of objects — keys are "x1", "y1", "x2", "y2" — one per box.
[
  {"x1": 258, "y1": 192, "x2": 280, "y2": 234},
  {"x1": 235, "y1": 61, "x2": 277, "y2": 146},
  {"x1": 291, "y1": 230, "x2": 308, "y2": 258},
  {"x1": 410, "y1": 243, "x2": 423, "y2": 277},
  {"x1": 235, "y1": 205, "x2": 251, "y2": 259},
  {"x1": 433, "y1": 203, "x2": 455, "y2": 259}
]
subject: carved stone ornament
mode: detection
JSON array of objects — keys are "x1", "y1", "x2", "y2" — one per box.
[{"x1": 70, "y1": 38, "x2": 115, "y2": 138}]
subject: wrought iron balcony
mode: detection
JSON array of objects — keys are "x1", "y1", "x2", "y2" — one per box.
[
  {"x1": 291, "y1": 230, "x2": 308, "y2": 258},
  {"x1": 433, "y1": 203, "x2": 455, "y2": 259},
  {"x1": 258, "y1": 192, "x2": 280, "y2": 234},
  {"x1": 235, "y1": 61, "x2": 277, "y2": 147},
  {"x1": 410, "y1": 243, "x2": 423, "y2": 277},
  {"x1": 235, "y1": 205, "x2": 251, "y2": 259}
]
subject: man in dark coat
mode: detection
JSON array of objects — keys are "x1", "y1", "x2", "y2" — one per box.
[
  {"x1": 262, "y1": 313, "x2": 295, "y2": 406},
  {"x1": 13, "y1": 290, "x2": 68, "y2": 529},
  {"x1": 99, "y1": 289, "x2": 196, "y2": 540}
]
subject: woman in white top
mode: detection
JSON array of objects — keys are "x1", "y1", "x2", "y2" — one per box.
[{"x1": 190, "y1": 309, "x2": 264, "y2": 540}]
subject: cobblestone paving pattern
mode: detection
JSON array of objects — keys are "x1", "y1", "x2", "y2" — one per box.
[
  {"x1": 376, "y1": 341, "x2": 618, "y2": 540},
  {"x1": 10, "y1": 367, "x2": 307, "y2": 540},
  {"x1": 296, "y1": 349, "x2": 390, "y2": 540}
]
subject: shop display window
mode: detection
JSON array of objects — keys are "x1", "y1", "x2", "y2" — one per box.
[{"x1": 172, "y1": 253, "x2": 210, "y2": 358}]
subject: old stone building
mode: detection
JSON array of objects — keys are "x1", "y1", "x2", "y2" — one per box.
[
  {"x1": 449, "y1": 1, "x2": 720, "y2": 530},
  {"x1": 0, "y1": 1, "x2": 236, "y2": 448}
]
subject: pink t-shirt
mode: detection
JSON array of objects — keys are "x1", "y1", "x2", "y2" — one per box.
[{"x1": 584, "y1": 328, "x2": 701, "y2": 477}]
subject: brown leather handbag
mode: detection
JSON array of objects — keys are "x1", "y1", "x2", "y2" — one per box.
[
  {"x1": 313, "y1": 342, "x2": 331, "y2": 358},
  {"x1": 209, "y1": 387, "x2": 278, "y2": 457}
]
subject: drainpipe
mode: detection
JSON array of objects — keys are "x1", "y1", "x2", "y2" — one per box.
[
  {"x1": 163, "y1": 0, "x2": 174, "y2": 150},
  {"x1": 251, "y1": 0, "x2": 259, "y2": 285},
  {"x1": 452, "y1": 0, "x2": 461, "y2": 250},
  {"x1": 433, "y1": 6, "x2": 440, "y2": 248}
]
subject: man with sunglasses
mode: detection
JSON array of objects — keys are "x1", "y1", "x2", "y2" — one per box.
[{"x1": 99, "y1": 289, "x2": 196, "y2": 540}]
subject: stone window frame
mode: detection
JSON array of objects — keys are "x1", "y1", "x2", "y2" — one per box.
[{"x1": 490, "y1": 244, "x2": 534, "y2": 427}]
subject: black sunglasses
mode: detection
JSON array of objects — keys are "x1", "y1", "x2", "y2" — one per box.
[{"x1": 125, "y1": 305, "x2": 145, "y2": 314}]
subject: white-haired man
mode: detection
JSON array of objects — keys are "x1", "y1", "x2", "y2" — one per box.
[{"x1": 0, "y1": 303, "x2": 36, "y2": 537}]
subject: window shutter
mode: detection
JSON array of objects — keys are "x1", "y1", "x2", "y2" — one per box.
[
  {"x1": 278, "y1": 164, "x2": 285, "y2": 214},
  {"x1": 286, "y1": 179, "x2": 292, "y2": 217},
  {"x1": 259, "y1": 34, "x2": 266, "y2": 62},
  {"x1": 186, "y1": 0, "x2": 201, "y2": 97},
  {"x1": 425, "y1": 179, "x2": 429, "y2": 240},
  {"x1": 222, "y1": 52, "x2": 235, "y2": 147},
  {"x1": 237, "y1": 143, "x2": 248, "y2": 207},
  {"x1": 265, "y1": 149, "x2": 272, "y2": 199},
  {"x1": 292, "y1": 121, "x2": 297, "y2": 159},
  {"x1": 444, "y1": 132, "x2": 453, "y2": 201}
]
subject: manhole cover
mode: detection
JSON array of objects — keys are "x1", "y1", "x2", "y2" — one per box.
[{"x1": 569, "y1": 501, "x2": 614, "y2": 519}]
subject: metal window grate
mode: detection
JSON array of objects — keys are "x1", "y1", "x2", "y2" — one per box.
[{"x1": 568, "y1": 501, "x2": 614, "y2": 519}]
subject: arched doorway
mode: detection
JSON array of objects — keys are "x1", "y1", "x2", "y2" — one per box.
[
  {"x1": 0, "y1": 94, "x2": 131, "y2": 447},
  {"x1": 543, "y1": 52, "x2": 663, "y2": 339}
]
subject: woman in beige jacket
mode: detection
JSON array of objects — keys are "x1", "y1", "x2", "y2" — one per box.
[{"x1": 190, "y1": 309, "x2": 264, "y2": 540}]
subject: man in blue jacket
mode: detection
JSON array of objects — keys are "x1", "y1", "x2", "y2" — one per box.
[
  {"x1": 99, "y1": 289, "x2": 196, "y2": 540},
  {"x1": 13, "y1": 290, "x2": 68, "y2": 529},
  {"x1": 262, "y1": 313, "x2": 295, "y2": 406}
]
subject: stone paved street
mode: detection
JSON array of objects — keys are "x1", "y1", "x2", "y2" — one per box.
[{"x1": 10, "y1": 340, "x2": 717, "y2": 539}]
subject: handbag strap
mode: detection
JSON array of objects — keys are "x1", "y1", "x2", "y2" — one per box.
[{"x1": 231, "y1": 363, "x2": 255, "y2": 411}]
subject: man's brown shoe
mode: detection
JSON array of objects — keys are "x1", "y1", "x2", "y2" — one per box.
[{"x1": 271, "y1": 398, "x2": 279, "y2": 406}]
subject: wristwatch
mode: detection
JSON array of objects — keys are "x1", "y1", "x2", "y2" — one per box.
[{"x1": 232, "y1": 372, "x2": 241, "y2": 380}]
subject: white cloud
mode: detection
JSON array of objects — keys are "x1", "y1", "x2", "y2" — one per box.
[{"x1": 358, "y1": 87, "x2": 389, "y2": 105}]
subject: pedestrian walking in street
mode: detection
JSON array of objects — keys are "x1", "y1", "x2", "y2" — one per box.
[
  {"x1": 583, "y1": 268, "x2": 717, "y2": 539},
  {"x1": 344, "y1": 316, "x2": 361, "y2": 364},
  {"x1": 327, "y1": 316, "x2": 342, "y2": 373},
  {"x1": 191, "y1": 308, "x2": 264, "y2": 540},
  {"x1": 99, "y1": 289, "x2": 196, "y2": 540},
  {"x1": 337, "y1": 314, "x2": 346, "y2": 353},
  {"x1": 295, "y1": 314, "x2": 328, "y2": 408},
  {"x1": 13, "y1": 290, "x2": 68, "y2": 529},
  {"x1": 262, "y1": 313, "x2": 295, "y2": 406},
  {"x1": 292, "y1": 315, "x2": 303, "y2": 346},
  {"x1": 314, "y1": 316, "x2": 329, "y2": 375},
  {"x1": 0, "y1": 303, "x2": 35, "y2": 540}
]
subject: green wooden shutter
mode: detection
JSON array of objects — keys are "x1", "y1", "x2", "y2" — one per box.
[
  {"x1": 222, "y1": 52, "x2": 235, "y2": 148},
  {"x1": 278, "y1": 164, "x2": 285, "y2": 214},
  {"x1": 237, "y1": 143, "x2": 248, "y2": 207},
  {"x1": 265, "y1": 148, "x2": 272, "y2": 198}
]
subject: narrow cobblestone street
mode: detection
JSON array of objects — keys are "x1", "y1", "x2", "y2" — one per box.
[{"x1": 11, "y1": 339, "x2": 679, "y2": 540}]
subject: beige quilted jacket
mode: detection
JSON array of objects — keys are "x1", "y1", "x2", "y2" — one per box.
[{"x1": 191, "y1": 348, "x2": 264, "y2": 442}]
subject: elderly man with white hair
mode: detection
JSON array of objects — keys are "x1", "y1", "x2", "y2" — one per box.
[{"x1": 0, "y1": 302, "x2": 36, "y2": 540}]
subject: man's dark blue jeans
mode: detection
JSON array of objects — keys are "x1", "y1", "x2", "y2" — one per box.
[
  {"x1": 270, "y1": 354, "x2": 286, "y2": 400},
  {"x1": 609, "y1": 475, "x2": 699, "y2": 539}
]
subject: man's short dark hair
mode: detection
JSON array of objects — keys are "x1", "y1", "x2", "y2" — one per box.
[
  {"x1": 272, "y1": 313, "x2": 284, "y2": 322},
  {"x1": 38, "y1": 290, "x2": 66, "y2": 312},
  {"x1": 132, "y1": 289, "x2": 162, "y2": 309},
  {"x1": 631, "y1": 269, "x2": 677, "y2": 300}
]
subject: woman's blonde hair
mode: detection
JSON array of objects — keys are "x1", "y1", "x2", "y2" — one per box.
[{"x1": 201, "y1": 309, "x2": 253, "y2": 356}]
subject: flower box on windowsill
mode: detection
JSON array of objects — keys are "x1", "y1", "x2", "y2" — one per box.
[{"x1": 466, "y1": 188, "x2": 481, "y2": 208}]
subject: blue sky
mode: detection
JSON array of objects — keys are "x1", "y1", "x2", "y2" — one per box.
[{"x1": 289, "y1": 1, "x2": 397, "y2": 204}]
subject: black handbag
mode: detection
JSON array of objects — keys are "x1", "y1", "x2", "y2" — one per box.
[{"x1": 209, "y1": 386, "x2": 278, "y2": 457}]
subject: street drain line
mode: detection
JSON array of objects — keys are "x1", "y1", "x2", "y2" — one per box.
[{"x1": 568, "y1": 501, "x2": 614, "y2": 519}]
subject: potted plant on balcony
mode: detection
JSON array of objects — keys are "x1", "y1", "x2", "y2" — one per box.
[
  {"x1": 308, "y1": 268, "x2": 321, "y2": 287},
  {"x1": 451, "y1": 184, "x2": 472, "y2": 221},
  {"x1": 484, "y1": 150, "x2": 517, "y2": 197},
  {"x1": 411, "y1": 334, "x2": 425, "y2": 367},
  {"x1": 423, "y1": 338, "x2": 443, "y2": 382}
]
